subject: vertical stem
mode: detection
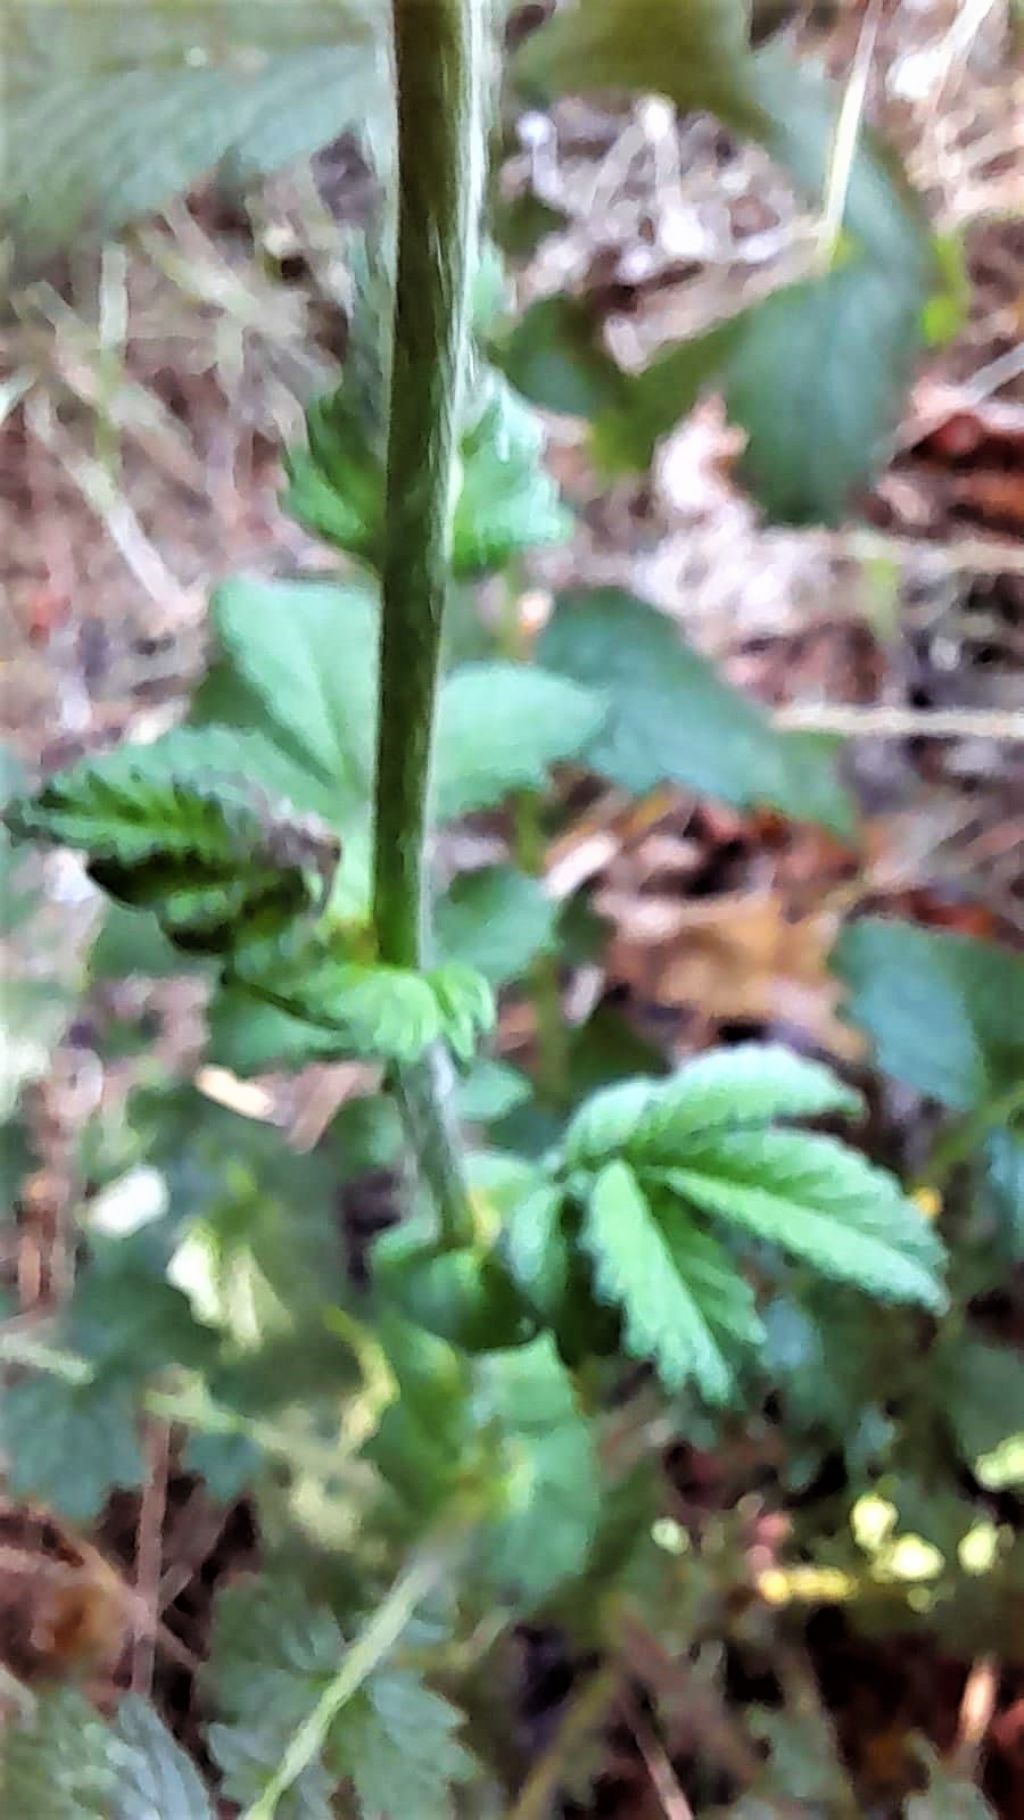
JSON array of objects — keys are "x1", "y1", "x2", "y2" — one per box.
[{"x1": 374, "y1": 0, "x2": 485, "y2": 1244}]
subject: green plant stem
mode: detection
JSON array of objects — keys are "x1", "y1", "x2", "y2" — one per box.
[
  {"x1": 241, "y1": 1533, "x2": 458, "y2": 1820},
  {"x1": 915, "y1": 1079, "x2": 1024, "y2": 1194},
  {"x1": 373, "y1": 0, "x2": 486, "y2": 1245}
]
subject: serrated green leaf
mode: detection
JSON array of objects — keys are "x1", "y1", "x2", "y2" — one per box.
[
  {"x1": 110, "y1": 1696, "x2": 215, "y2": 1820},
  {"x1": 436, "y1": 866, "x2": 556, "y2": 986},
  {"x1": 206, "y1": 1578, "x2": 340, "y2": 1820},
  {"x1": 833, "y1": 917, "x2": 1024, "y2": 1114},
  {"x1": 224, "y1": 936, "x2": 493, "y2": 1068},
  {"x1": 564, "y1": 1078, "x2": 659, "y2": 1168},
  {"x1": 749, "y1": 43, "x2": 929, "y2": 274},
  {"x1": 0, "y1": 1373, "x2": 145, "y2": 1521},
  {"x1": 0, "y1": 1686, "x2": 118, "y2": 1820},
  {"x1": 206, "y1": 1575, "x2": 471, "y2": 1820},
  {"x1": 662, "y1": 1127, "x2": 946, "y2": 1312},
  {"x1": 539, "y1": 590, "x2": 853, "y2": 834},
  {"x1": 452, "y1": 366, "x2": 573, "y2": 572},
  {"x1": 285, "y1": 339, "x2": 570, "y2": 579},
  {"x1": 649, "y1": 1200, "x2": 765, "y2": 1350},
  {"x1": 326, "y1": 1670, "x2": 475, "y2": 1820},
  {"x1": 434, "y1": 662, "x2": 606, "y2": 820},
  {"x1": 426, "y1": 962, "x2": 496, "y2": 1064},
  {"x1": 516, "y1": 261, "x2": 927, "y2": 525},
  {"x1": 228, "y1": 937, "x2": 445, "y2": 1064},
  {"x1": 628, "y1": 1044, "x2": 861, "y2": 1158},
  {"x1": 6, "y1": 727, "x2": 339, "y2": 954},
  {"x1": 583, "y1": 1160, "x2": 733, "y2": 1400},
  {"x1": 6, "y1": 5, "x2": 387, "y2": 275},
  {"x1": 502, "y1": 1184, "x2": 571, "y2": 1323},
  {"x1": 475, "y1": 1334, "x2": 600, "y2": 1603}
]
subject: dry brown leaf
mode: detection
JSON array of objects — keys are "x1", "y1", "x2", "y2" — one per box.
[{"x1": 602, "y1": 887, "x2": 865, "y2": 1060}]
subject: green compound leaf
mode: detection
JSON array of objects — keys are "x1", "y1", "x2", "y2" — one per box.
[
  {"x1": 833, "y1": 917, "x2": 1024, "y2": 1115},
  {"x1": 226, "y1": 936, "x2": 493, "y2": 1068},
  {"x1": 5, "y1": 4, "x2": 388, "y2": 276},
  {"x1": 561, "y1": 1044, "x2": 946, "y2": 1390},
  {"x1": 475, "y1": 1333, "x2": 601, "y2": 1604},
  {"x1": 582, "y1": 1160, "x2": 734, "y2": 1400},
  {"x1": 0, "y1": 1686, "x2": 118, "y2": 1820},
  {"x1": 426, "y1": 962, "x2": 497, "y2": 1064},
  {"x1": 662, "y1": 1127, "x2": 947, "y2": 1313},
  {"x1": 0, "y1": 1373, "x2": 145, "y2": 1522},
  {"x1": 110, "y1": 1697, "x2": 216, "y2": 1820},
  {"x1": 627, "y1": 1043, "x2": 862, "y2": 1158},
  {"x1": 5, "y1": 728, "x2": 339, "y2": 955},
  {"x1": 539, "y1": 590, "x2": 854, "y2": 836},
  {"x1": 205, "y1": 1576, "x2": 473, "y2": 1820},
  {"x1": 564, "y1": 1079, "x2": 660, "y2": 1170},
  {"x1": 325, "y1": 1670, "x2": 476, "y2": 1820},
  {"x1": 436, "y1": 865, "x2": 556, "y2": 987},
  {"x1": 502, "y1": 1183, "x2": 572, "y2": 1324}
]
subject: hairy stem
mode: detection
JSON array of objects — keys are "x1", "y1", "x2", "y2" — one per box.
[{"x1": 374, "y1": 0, "x2": 486, "y2": 1244}]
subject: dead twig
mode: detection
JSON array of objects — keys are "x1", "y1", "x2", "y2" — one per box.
[
  {"x1": 774, "y1": 704, "x2": 1024, "y2": 741},
  {"x1": 130, "y1": 1420, "x2": 170, "y2": 1695},
  {"x1": 620, "y1": 1686, "x2": 695, "y2": 1820}
]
